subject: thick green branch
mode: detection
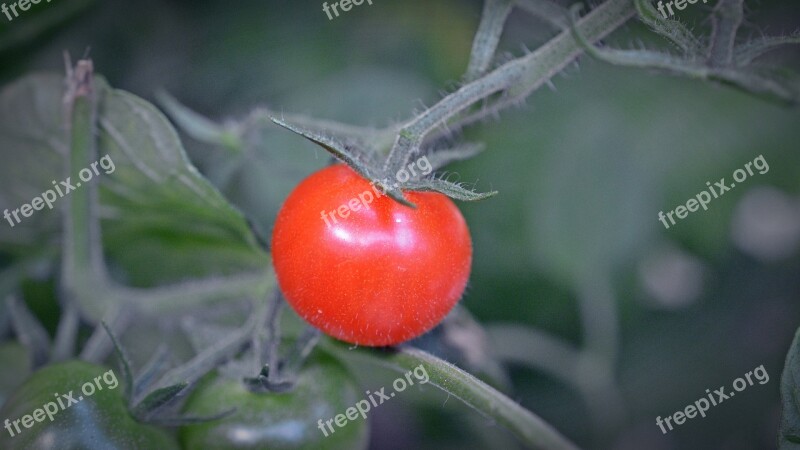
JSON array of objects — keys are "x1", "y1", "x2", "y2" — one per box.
[
  {"x1": 62, "y1": 59, "x2": 107, "y2": 317},
  {"x1": 516, "y1": 0, "x2": 569, "y2": 29},
  {"x1": 708, "y1": 0, "x2": 744, "y2": 66},
  {"x1": 386, "y1": 0, "x2": 634, "y2": 170},
  {"x1": 61, "y1": 60, "x2": 273, "y2": 323},
  {"x1": 465, "y1": 0, "x2": 515, "y2": 81},
  {"x1": 325, "y1": 340, "x2": 580, "y2": 450}
]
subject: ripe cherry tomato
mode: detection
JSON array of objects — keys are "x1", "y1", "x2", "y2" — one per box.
[{"x1": 271, "y1": 164, "x2": 472, "y2": 346}]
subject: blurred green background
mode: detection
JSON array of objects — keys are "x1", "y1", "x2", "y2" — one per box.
[{"x1": 1, "y1": 0, "x2": 799, "y2": 449}]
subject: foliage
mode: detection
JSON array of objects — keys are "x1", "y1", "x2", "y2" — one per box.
[{"x1": 0, "y1": 0, "x2": 799, "y2": 448}]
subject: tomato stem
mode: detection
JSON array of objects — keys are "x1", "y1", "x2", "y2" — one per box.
[
  {"x1": 324, "y1": 339, "x2": 580, "y2": 450},
  {"x1": 383, "y1": 0, "x2": 636, "y2": 174}
]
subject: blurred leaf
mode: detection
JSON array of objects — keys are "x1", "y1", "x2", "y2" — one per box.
[
  {"x1": 529, "y1": 123, "x2": 657, "y2": 281},
  {"x1": 156, "y1": 91, "x2": 241, "y2": 151},
  {"x1": 180, "y1": 316, "x2": 238, "y2": 354},
  {"x1": 175, "y1": 67, "x2": 438, "y2": 238},
  {"x1": 181, "y1": 114, "x2": 327, "y2": 240},
  {"x1": 102, "y1": 321, "x2": 134, "y2": 400},
  {"x1": 133, "y1": 345, "x2": 171, "y2": 402},
  {"x1": 155, "y1": 301, "x2": 264, "y2": 391},
  {"x1": 404, "y1": 177, "x2": 497, "y2": 201},
  {"x1": 780, "y1": 326, "x2": 800, "y2": 449},
  {"x1": 0, "y1": 73, "x2": 65, "y2": 256},
  {"x1": 95, "y1": 78, "x2": 267, "y2": 285},
  {"x1": 0, "y1": 73, "x2": 267, "y2": 288},
  {"x1": 504, "y1": 64, "x2": 800, "y2": 283},
  {"x1": 132, "y1": 382, "x2": 188, "y2": 420}
]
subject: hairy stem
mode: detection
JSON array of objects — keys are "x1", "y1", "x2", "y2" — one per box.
[
  {"x1": 61, "y1": 59, "x2": 107, "y2": 319},
  {"x1": 465, "y1": 0, "x2": 515, "y2": 81},
  {"x1": 708, "y1": 0, "x2": 744, "y2": 66},
  {"x1": 325, "y1": 340, "x2": 580, "y2": 450},
  {"x1": 386, "y1": 0, "x2": 634, "y2": 170},
  {"x1": 62, "y1": 60, "x2": 273, "y2": 323}
]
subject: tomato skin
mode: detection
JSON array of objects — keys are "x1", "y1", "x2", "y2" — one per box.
[
  {"x1": 272, "y1": 164, "x2": 472, "y2": 346},
  {"x1": 180, "y1": 351, "x2": 368, "y2": 450},
  {"x1": 0, "y1": 360, "x2": 178, "y2": 450}
]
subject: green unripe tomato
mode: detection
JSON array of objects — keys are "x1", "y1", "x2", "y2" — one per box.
[
  {"x1": 0, "y1": 360, "x2": 178, "y2": 450},
  {"x1": 180, "y1": 350, "x2": 369, "y2": 450}
]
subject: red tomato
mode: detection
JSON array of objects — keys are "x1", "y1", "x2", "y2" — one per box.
[{"x1": 272, "y1": 164, "x2": 472, "y2": 346}]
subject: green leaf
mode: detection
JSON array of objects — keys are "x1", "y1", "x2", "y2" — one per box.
[
  {"x1": 270, "y1": 116, "x2": 379, "y2": 181},
  {"x1": 167, "y1": 106, "x2": 327, "y2": 239},
  {"x1": 270, "y1": 116, "x2": 422, "y2": 208},
  {"x1": 102, "y1": 321, "x2": 135, "y2": 401},
  {"x1": 96, "y1": 81, "x2": 267, "y2": 285},
  {"x1": 132, "y1": 382, "x2": 189, "y2": 420},
  {"x1": 156, "y1": 91, "x2": 242, "y2": 151},
  {"x1": 403, "y1": 177, "x2": 498, "y2": 201},
  {"x1": 780, "y1": 327, "x2": 800, "y2": 449},
  {"x1": 154, "y1": 300, "x2": 265, "y2": 391},
  {"x1": 0, "y1": 73, "x2": 268, "y2": 291},
  {"x1": 133, "y1": 345, "x2": 171, "y2": 401},
  {"x1": 0, "y1": 74, "x2": 66, "y2": 256}
]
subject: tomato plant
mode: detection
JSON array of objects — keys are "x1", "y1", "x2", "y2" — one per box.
[
  {"x1": 2, "y1": 0, "x2": 799, "y2": 447},
  {"x1": 271, "y1": 164, "x2": 472, "y2": 347}
]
